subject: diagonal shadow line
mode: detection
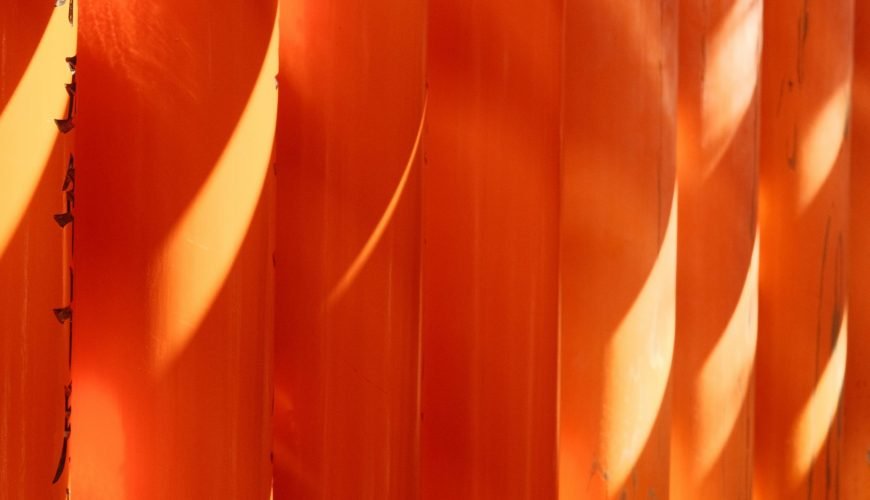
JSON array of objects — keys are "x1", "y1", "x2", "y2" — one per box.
[
  {"x1": 0, "y1": 5, "x2": 73, "y2": 260},
  {"x1": 326, "y1": 96, "x2": 427, "y2": 307},
  {"x1": 0, "y1": 2, "x2": 55, "y2": 115},
  {"x1": 150, "y1": 16, "x2": 279, "y2": 373},
  {"x1": 146, "y1": 184, "x2": 274, "y2": 500}
]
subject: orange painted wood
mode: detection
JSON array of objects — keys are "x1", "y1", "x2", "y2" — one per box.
[
  {"x1": 671, "y1": 0, "x2": 761, "y2": 498},
  {"x1": 421, "y1": 1, "x2": 561, "y2": 498},
  {"x1": 560, "y1": 1, "x2": 677, "y2": 499},
  {"x1": 0, "y1": 3, "x2": 74, "y2": 498},
  {"x1": 755, "y1": 0, "x2": 853, "y2": 498},
  {"x1": 72, "y1": 1, "x2": 277, "y2": 498},
  {"x1": 273, "y1": 1, "x2": 425, "y2": 498},
  {"x1": 844, "y1": 1, "x2": 870, "y2": 496}
]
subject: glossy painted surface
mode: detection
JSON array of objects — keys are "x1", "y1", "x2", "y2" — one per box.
[
  {"x1": 671, "y1": 0, "x2": 760, "y2": 498},
  {"x1": 422, "y1": 1, "x2": 561, "y2": 498},
  {"x1": 273, "y1": 1, "x2": 425, "y2": 498},
  {"x1": 72, "y1": 1, "x2": 277, "y2": 498},
  {"x1": 0, "y1": 3, "x2": 74, "y2": 498},
  {"x1": 560, "y1": 1, "x2": 677, "y2": 499},
  {"x1": 755, "y1": 0, "x2": 853, "y2": 498},
  {"x1": 844, "y1": 1, "x2": 870, "y2": 497}
]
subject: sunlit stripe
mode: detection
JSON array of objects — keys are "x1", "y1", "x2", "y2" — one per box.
[
  {"x1": 0, "y1": 8, "x2": 71, "y2": 257},
  {"x1": 798, "y1": 79, "x2": 850, "y2": 210},
  {"x1": 695, "y1": 233, "x2": 758, "y2": 475},
  {"x1": 73, "y1": 376, "x2": 125, "y2": 499},
  {"x1": 600, "y1": 186, "x2": 677, "y2": 491},
  {"x1": 791, "y1": 314, "x2": 848, "y2": 486},
  {"x1": 702, "y1": 0, "x2": 761, "y2": 179},
  {"x1": 326, "y1": 96, "x2": 428, "y2": 307},
  {"x1": 153, "y1": 17, "x2": 279, "y2": 371}
]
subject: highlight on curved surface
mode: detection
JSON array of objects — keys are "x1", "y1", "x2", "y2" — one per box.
[
  {"x1": 694, "y1": 240, "x2": 758, "y2": 475},
  {"x1": 155, "y1": 19, "x2": 279, "y2": 371},
  {"x1": 791, "y1": 319, "x2": 848, "y2": 487},
  {"x1": 0, "y1": 9, "x2": 70, "y2": 257},
  {"x1": 598, "y1": 188, "x2": 677, "y2": 493},
  {"x1": 327, "y1": 96, "x2": 427, "y2": 307}
]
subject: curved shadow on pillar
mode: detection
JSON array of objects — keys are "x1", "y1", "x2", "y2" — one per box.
[
  {"x1": 671, "y1": 0, "x2": 761, "y2": 496},
  {"x1": 273, "y1": 2, "x2": 426, "y2": 499},
  {"x1": 72, "y1": 1, "x2": 278, "y2": 499},
  {"x1": 75, "y1": 0, "x2": 277, "y2": 314},
  {"x1": 756, "y1": 0, "x2": 853, "y2": 495},
  {"x1": 560, "y1": 0, "x2": 677, "y2": 498}
]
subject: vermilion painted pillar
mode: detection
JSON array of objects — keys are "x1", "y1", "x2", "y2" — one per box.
[
  {"x1": 671, "y1": 0, "x2": 761, "y2": 498},
  {"x1": 756, "y1": 0, "x2": 853, "y2": 498},
  {"x1": 273, "y1": 1, "x2": 425, "y2": 498},
  {"x1": 73, "y1": 1, "x2": 277, "y2": 498},
  {"x1": 844, "y1": 1, "x2": 870, "y2": 497},
  {"x1": 0, "y1": 3, "x2": 75, "y2": 498},
  {"x1": 560, "y1": 1, "x2": 677, "y2": 498},
  {"x1": 422, "y1": 1, "x2": 561, "y2": 498}
]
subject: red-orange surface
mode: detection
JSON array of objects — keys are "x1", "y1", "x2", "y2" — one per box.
[
  {"x1": 422, "y1": 1, "x2": 561, "y2": 498},
  {"x1": 756, "y1": 1, "x2": 853, "y2": 498},
  {"x1": 273, "y1": 1, "x2": 426, "y2": 498},
  {"x1": 560, "y1": 1, "x2": 677, "y2": 499},
  {"x1": 0, "y1": 3, "x2": 74, "y2": 498},
  {"x1": 72, "y1": 1, "x2": 277, "y2": 498},
  {"x1": 671, "y1": 0, "x2": 760, "y2": 498},
  {"x1": 845, "y1": 1, "x2": 870, "y2": 497}
]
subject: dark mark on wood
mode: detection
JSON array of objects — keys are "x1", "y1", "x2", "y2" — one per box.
[
  {"x1": 797, "y1": 1, "x2": 809, "y2": 84},
  {"x1": 52, "y1": 384, "x2": 72, "y2": 484},
  {"x1": 831, "y1": 232, "x2": 845, "y2": 348},
  {"x1": 54, "y1": 118, "x2": 74, "y2": 134},
  {"x1": 787, "y1": 124, "x2": 798, "y2": 169},
  {"x1": 53, "y1": 307, "x2": 72, "y2": 324},
  {"x1": 63, "y1": 155, "x2": 75, "y2": 191},
  {"x1": 54, "y1": 212, "x2": 73, "y2": 228},
  {"x1": 815, "y1": 215, "x2": 832, "y2": 379}
]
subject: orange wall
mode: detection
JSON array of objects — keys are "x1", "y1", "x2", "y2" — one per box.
[{"x1": 422, "y1": 1, "x2": 562, "y2": 498}]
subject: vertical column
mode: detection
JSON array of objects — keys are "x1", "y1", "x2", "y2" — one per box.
[
  {"x1": 0, "y1": 2, "x2": 75, "y2": 499},
  {"x1": 844, "y1": 1, "x2": 870, "y2": 497},
  {"x1": 273, "y1": 1, "x2": 425, "y2": 498},
  {"x1": 560, "y1": 1, "x2": 677, "y2": 499},
  {"x1": 671, "y1": 0, "x2": 760, "y2": 498},
  {"x1": 73, "y1": 1, "x2": 277, "y2": 498},
  {"x1": 756, "y1": 0, "x2": 853, "y2": 498},
  {"x1": 422, "y1": 1, "x2": 561, "y2": 498}
]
